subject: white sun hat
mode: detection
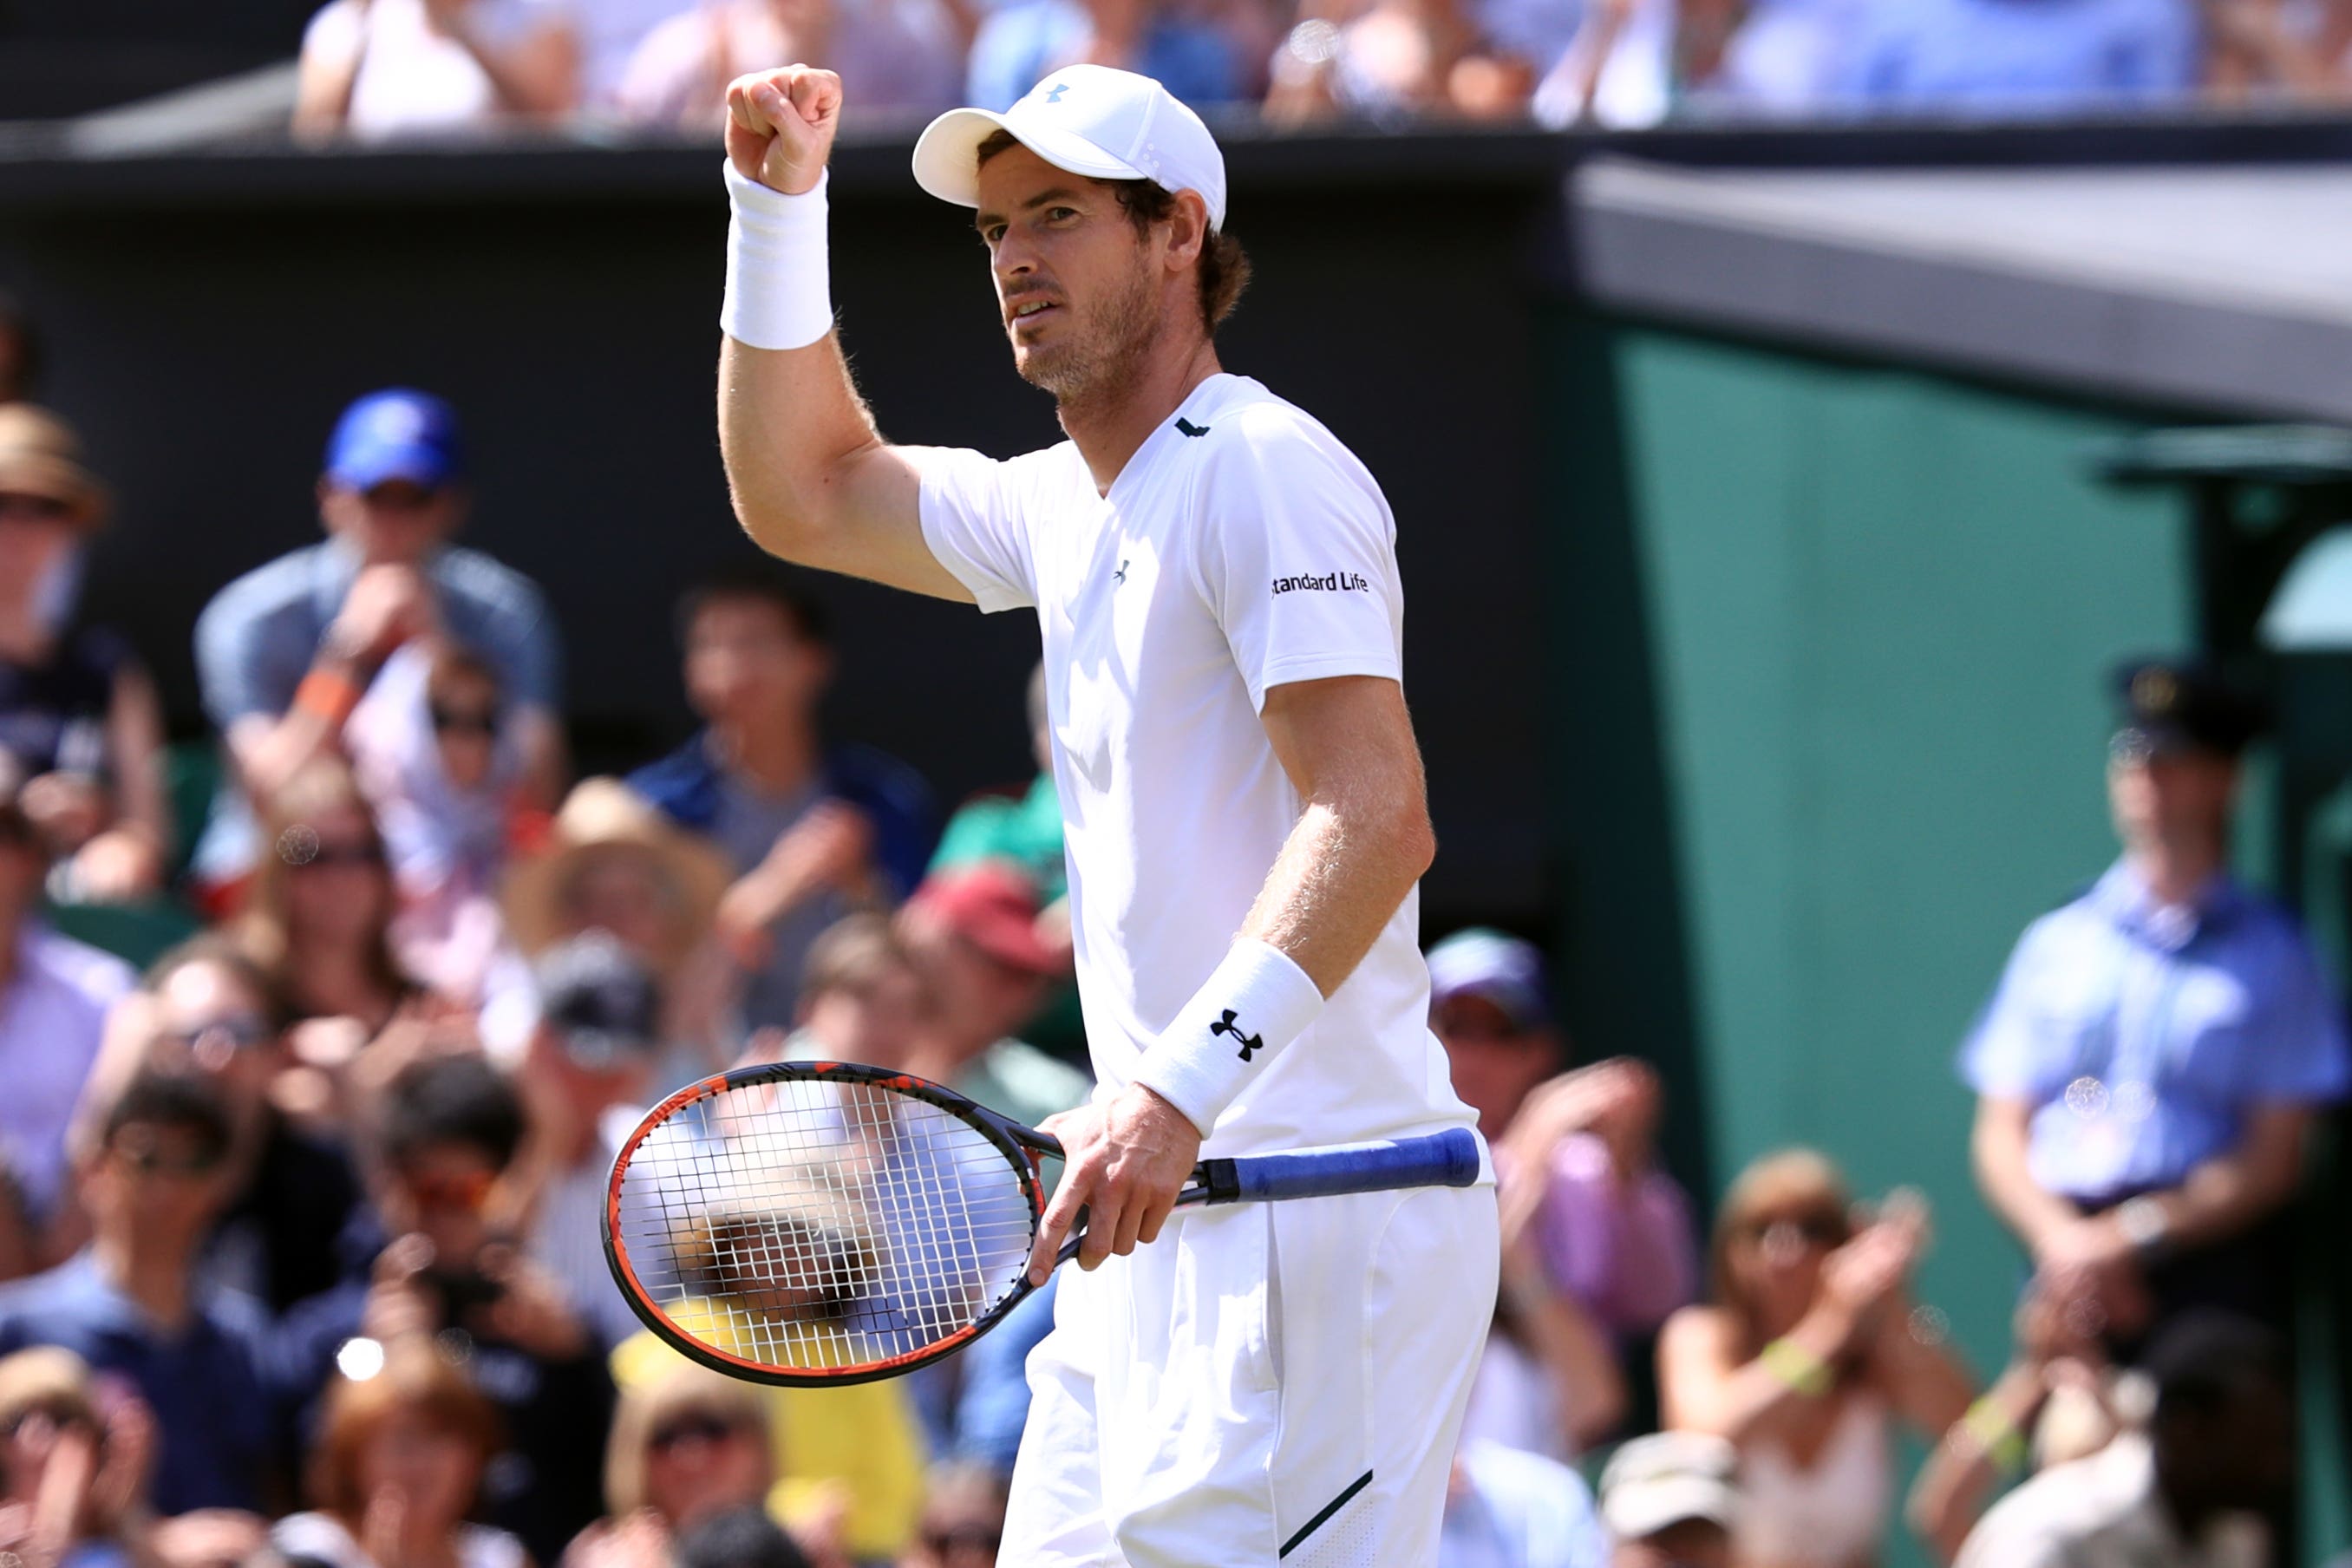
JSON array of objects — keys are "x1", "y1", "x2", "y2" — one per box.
[{"x1": 911, "y1": 65, "x2": 1229, "y2": 231}]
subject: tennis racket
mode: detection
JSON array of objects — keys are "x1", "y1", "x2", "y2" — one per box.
[{"x1": 603, "y1": 1060, "x2": 1481, "y2": 1386}]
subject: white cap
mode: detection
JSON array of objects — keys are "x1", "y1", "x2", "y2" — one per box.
[
  {"x1": 911, "y1": 66, "x2": 1229, "y2": 231},
  {"x1": 1597, "y1": 1433, "x2": 1741, "y2": 1540}
]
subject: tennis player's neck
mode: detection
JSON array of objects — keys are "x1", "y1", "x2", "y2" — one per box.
[{"x1": 1062, "y1": 340, "x2": 1222, "y2": 496}]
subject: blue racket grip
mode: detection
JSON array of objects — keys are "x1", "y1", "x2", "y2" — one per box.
[{"x1": 1197, "y1": 1127, "x2": 1483, "y2": 1205}]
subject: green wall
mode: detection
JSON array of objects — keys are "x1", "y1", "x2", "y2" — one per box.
[{"x1": 1542, "y1": 309, "x2": 2210, "y2": 1552}]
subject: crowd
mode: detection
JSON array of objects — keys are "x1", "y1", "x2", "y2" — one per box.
[
  {"x1": 282, "y1": 0, "x2": 2352, "y2": 140},
  {"x1": 0, "y1": 293, "x2": 2346, "y2": 1568}
]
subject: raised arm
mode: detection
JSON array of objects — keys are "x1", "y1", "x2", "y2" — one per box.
[{"x1": 718, "y1": 66, "x2": 972, "y2": 602}]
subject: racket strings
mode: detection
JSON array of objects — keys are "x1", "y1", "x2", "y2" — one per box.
[{"x1": 613, "y1": 1078, "x2": 1039, "y2": 1372}]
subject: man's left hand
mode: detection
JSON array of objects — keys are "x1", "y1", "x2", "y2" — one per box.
[{"x1": 1029, "y1": 1084, "x2": 1200, "y2": 1284}]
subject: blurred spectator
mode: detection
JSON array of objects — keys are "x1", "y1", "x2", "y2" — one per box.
[
  {"x1": 193, "y1": 389, "x2": 565, "y2": 886},
  {"x1": 629, "y1": 567, "x2": 933, "y2": 1037},
  {"x1": 543, "y1": 0, "x2": 709, "y2": 109},
  {"x1": 1962, "y1": 660, "x2": 2349, "y2": 1356},
  {"x1": 293, "y1": 0, "x2": 581, "y2": 141},
  {"x1": 272, "y1": 1339, "x2": 524, "y2": 1568},
  {"x1": 500, "y1": 777, "x2": 733, "y2": 1079},
  {"x1": 346, "y1": 642, "x2": 525, "y2": 1004},
  {"x1": 768, "y1": 913, "x2": 927, "y2": 1067},
  {"x1": 75, "y1": 938, "x2": 367, "y2": 1314},
  {"x1": 1675, "y1": 0, "x2": 1869, "y2": 114},
  {"x1": 898, "y1": 1462, "x2": 1004, "y2": 1568},
  {"x1": 0, "y1": 1074, "x2": 273, "y2": 1516},
  {"x1": 504, "y1": 933, "x2": 666, "y2": 1349},
  {"x1": 278, "y1": 1055, "x2": 613, "y2": 1565},
  {"x1": 1428, "y1": 930, "x2": 1694, "y2": 1454},
  {"x1": 1952, "y1": 1311, "x2": 2288, "y2": 1568},
  {"x1": 0, "y1": 769, "x2": 135, "y2": 1262},
  {"x1": 2206, "y1": 0, "x2": 2352, "y2": 102},
  {"x1": 608, "y1": 1337, "x2": 922, "y2": 1564},
  {"x1": 1598, "y1": 1431, "x2": 1740, "y2": 1568},
  {"x1": 929, "y1": 667, "x2": 1062, "y2": 905},
  {"x1": 236, "y1": 761, "x2": 419, "y2": 1037},
  {"x1": 0, "y1": 294, "x2": 41, "y2": 405},
  {"x1": 1438, "y1": 1438, "x2": 1609, "y2": 1567},
  {"x1": 0, "y1": 1345, "x2": 161, "y2": 1568},
  {"x1": 0, "y1": 406, "x2": 170, "y2": 903},
  {"x1": 968, "y1": 5, "x2": 1246, "y2": 114},
  {"x1": 1833, "y1": 0, "x2": 2198, "y2": 113},
  {"x1": 885, "y1": 866, "x2": 1089, "y2": 1129},
  {"x1": 674, "y1": 1506, "x2": 813, "y2": 1568},
  {"x1": 1657, "y1": 1149, "x2": 1975, "y2": 1568},
  {"x1": 1467, "y1": 0, "x2": 1676, "y2": 125},
  {"x1": 616, "y1": 0, "x2": 966, "y2": 126}
]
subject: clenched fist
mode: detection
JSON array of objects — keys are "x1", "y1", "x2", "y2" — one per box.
[{"x1": 726, "y1": 66, "x2": 842, "y2": 196}]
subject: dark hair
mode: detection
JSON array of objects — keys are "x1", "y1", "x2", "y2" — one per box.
[
  {"x1": 676, "y1": 563, "x2": 830, "y2": 650},
  {"x1": 974, "y1": 130, "x2": 1249, "y2": 334},
  {"x1": 2148, "y1": 1310, "x2": 2287, "y2": 1422},
  {"x1": 378, "y1": 1055, "x2": 526, "y2": 1173},
  {"x1": 101, "y1": 1072, "x2": 233, "y2": 1166},
  {"x1": 143, "y1": 934, "x2": 290, "y2": 1032},
  {"x1": 672, "y1": 1506, "x2": 813, "y2": 1568}
]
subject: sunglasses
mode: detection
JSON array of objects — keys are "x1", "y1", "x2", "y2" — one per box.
[
  {"x1": 1739, "y1": 1212, "x2": 1846, "y2": 1248},
  {"x1": 428, "y1": 704, "x2": 499, "y2": 737},
  {"x1": 108, "y1": 1140, "x2": 225, "y2": 1179},
  {"x1": 285, "y1": 840, "x2": 382, "y2": 871},
  {"x1": 161, "y1": 1016, "x2": 274, "y2": 1057},
  {"x1": 921, "y1": 1525, "x2": 1003, "y2": 1555},
  {"x1": 0, "y1": 492, "x2": 75, "y2": 523},
  {"x1": 647, "y1": 1413, "x2": 742, "y2": 1454}
]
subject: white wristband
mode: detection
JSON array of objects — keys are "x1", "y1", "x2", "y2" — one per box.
[
  {"x1": 1132, "y1": 938, "x2": 1324, "y2": 1136},
  {"x1": 721, "y1": 160, "x2": 833, "y2": 351}
]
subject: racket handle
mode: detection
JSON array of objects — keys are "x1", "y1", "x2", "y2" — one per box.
[{"x1": 1198, "y1": 1127, "x2": 1483, "y2": 1205}]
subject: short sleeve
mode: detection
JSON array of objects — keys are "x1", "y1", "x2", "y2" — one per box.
[
  {"x1": 1192, "y1": 414, "x2": 1402, "y2": 711},
  {"x1": 913, "y1": 446, "x2": 1040, "y2": 614},
  {"x1": 1957, "y1": 920, "x2": 2070, "y2": 1101},
  {"x1": 194, "y1": 570, "x2": 308, "y2": 729},
  {"x1": 2242, "y1": 930, "x2": 2352, "y2": 1104}
]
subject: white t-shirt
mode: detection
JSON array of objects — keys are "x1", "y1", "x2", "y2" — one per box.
[
  {"x1": 916, "y1": 372, "x2": 1477, "y2": 1159},
  {"x1": 1952, "y1": 1434, "x2": 2266, "y2": 1568},
  {"x1": 302, "y1": 0, "x2": 561, "y2": 140}
]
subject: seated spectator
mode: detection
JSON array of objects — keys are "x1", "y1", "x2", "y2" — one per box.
[
  {"x1": 193, "y1": 389, "x2": 565, "y2": 889},
  {"x1": 899, "y1": 1462, "x2": 1007, "y2": 1568},
  {"x1": 293, "y1": 0, "x2": 580, "y2": 141},
  {"x1": 1428, "y1": 930, "x2": 1695, "y2": 1452},
  {"x1": 500, "y1": 778, "x2": 733, "y2": 1082},
  {"x1": 887, "y1": 866, "x2": 1090, "y2": 1129},
  {"x1": 1673, "y1": 0, "x2": 1870, "y2": 116},
  {"x1": 0, "y1": 1074, "x2": 273, "y2": 1516},
  {"x1": 567, "y1": 1363, "x2": 838, "y2": 1568},
  {"x1": 1461, "y1": 0, "x2": 1675, "y2": 126},
  {"x1": 1440, "y1": 1437, "x2": 1609, "y2": 1567},
  {"x1": 278, "y1": 1055, "x2": 612, "y2": 1565},
  {"x1": 608, "y1": 1332, "x2": 923, "y2": 1565},
  {"x1": 346, "y1": 642, "x2": 525, "y2": 1003},
  {"x1": 542, "y1": 0, "x2": 710, "y2": 111},
  {"x1": 2206, "y1": 0, "x2": 2352, "y2": 104},
  {"x1": 0, "y1": 292, "x2": 38, "y2": 405},
  {"x1": 1953, "y1": 1312, "x2": 2288, "y2": 1568},
  {"x1": 1833, "y1": 0, "x2": 2197, "y2": 114},
  {"x1": 629, "y1": 566, "x2": 933, "y2": 1036},
  {"x1": 75, "y1": 937, "x2": 367, "y2": 1314},
  {"x1": 1962, "y1": 660, "x2": 2349, "y2": 1356},
  {"x1": 1657, "y1": 1149, "x2": 1975, "y2": 1568},
  {"x1": 1598, "y1": 1431, "x2": 1740, "y2": 1568},
  {"x1": 0, "y1": 406, "x2": 169, "y2": 903},
  {"x1": 616, "y1": 0, "x2": 965, "y2": 127},
  {"x1": 273, "y1": 1339, "x2": 525, "y2": 1568},
  {"x1": 0, "y1": 769, "x2": 134, "y2": 1266},
  {"x1": 0, "y1": 1345, "x2": 161, "y2": 1568},
  {"x1": 968, "y1": 3, "x2": 1247, "y2": 114},
  {"x1": 767, "y1": 913, "x2": 927, "y2": 1067},
  {"x1": 676, "y1": 1507, "x2": 814, "y2": 1568}
]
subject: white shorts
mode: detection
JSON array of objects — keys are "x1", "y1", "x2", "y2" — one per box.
[{"x1": 1003, "y1": 1182, "x2": 1500, "y2": 1568}]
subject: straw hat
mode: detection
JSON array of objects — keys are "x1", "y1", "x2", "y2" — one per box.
[
  {"x1": 500, "y1": 777, "x2": 733, "y2": 969},
  {"x1": 0, "y1": 405, "x2": 109, "y2": 529}
]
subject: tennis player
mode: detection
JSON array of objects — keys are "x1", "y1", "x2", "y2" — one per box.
[{"x1": 715, "y1": 61, "x2": 1498, "y2": 1566}]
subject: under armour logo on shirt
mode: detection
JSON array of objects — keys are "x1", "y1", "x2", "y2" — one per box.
[
  {"x1": 1210, "y1": 1009, "x2": 1263, "y2": 1062},
  {"x1": 1175, "y1": 418, "x2": 1212, "y2": 437},
  {"x1": 1113, "y1": 559, "x2": 1130, "y2": 584},
  {"x1": 1044, "y1": 82, "x2": 1070, "y2": 102}
]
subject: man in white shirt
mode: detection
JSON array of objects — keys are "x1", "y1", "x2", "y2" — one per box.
[{"x1": 712, "y1": 58, "x2": 1495, "y2": 1567}]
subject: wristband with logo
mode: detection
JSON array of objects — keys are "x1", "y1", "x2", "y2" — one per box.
[
  {"x1": 1131, "y1": 938, "x2": 1324, "y2": 1136},
  {"x1": 721, "y1": 161, "x2": 833, "y2": 351}
]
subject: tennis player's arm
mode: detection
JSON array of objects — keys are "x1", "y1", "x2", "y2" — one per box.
[{"x1": 718, "y1": 66, "x2": 973, "y2": 603}]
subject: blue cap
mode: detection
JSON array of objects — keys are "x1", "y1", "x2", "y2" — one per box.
[
  {"x1": 1427, "y1": 928, "x2": 1552, "y2": 1029},
  {"x1": 323, "y1": 389, "x2": 464, "y2": 491}
]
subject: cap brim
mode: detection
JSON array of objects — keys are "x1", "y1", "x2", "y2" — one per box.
[
  {"x1": 330, "y1": 446, "x2": 454, "y2": 491},
  {"x1": 1601, "y1": 1478, "x2": 1740, "y2": 1539},
  {"x1": 911, "y1": 107, "x2": 1148, "y2": 210}
]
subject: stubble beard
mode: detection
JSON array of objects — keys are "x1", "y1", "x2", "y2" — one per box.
[{"x1": 1015, "y1": 251, "x2": 1162, "y2": 421}]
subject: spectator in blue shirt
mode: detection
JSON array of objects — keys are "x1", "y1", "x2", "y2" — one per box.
[
  {"x1": 192, "y1": 389, "x2": 565, "y2": 887},
  {"x1": 629, "y1": 565, "x2": 934, "y2": 1036},
  {"x1": 1836, "y1": 0, "x2": 2198, "y2": 114},
  {"x1": 0, "y1": 1072, "x2": 274, "y2": 1515},
  {"x1": 966, "y1": 3, "x2": 1244, "y2": 114},
  {"x1": 1962, "y1": 659, "x2": 2351, "y2": 1354}
]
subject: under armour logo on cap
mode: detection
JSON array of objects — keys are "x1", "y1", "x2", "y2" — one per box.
[{"x1": 1043, "y1": 82, "x2": 1069, "y2": 102}]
